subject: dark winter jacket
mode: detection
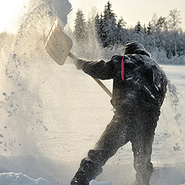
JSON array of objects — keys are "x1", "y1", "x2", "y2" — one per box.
[{"x1": 76, "y1": 43, "x2": 167, "y2": 112}]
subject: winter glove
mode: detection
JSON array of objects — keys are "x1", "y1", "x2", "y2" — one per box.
[
  {"x1": 73, "y1": 56, "x2": 81, "y2": 70},
  {"x1": 73, "y1": 58, "x2": 86, "y2": 70},
  {"x1": 68, "y1": 52, "x2": 83, "y2": 70}
]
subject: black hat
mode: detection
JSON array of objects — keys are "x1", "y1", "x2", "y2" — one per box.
[{"x1": 124, "y1": 41, "x2": 150, "y2": 56}]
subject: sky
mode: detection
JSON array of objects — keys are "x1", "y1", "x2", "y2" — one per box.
[
  {"x1": 0, "y1": 0, "x2": 29, "y2": 33},
  {"x1": 0, "y1": 0, "x2": 185, "y2": 34},
  {"x1": 68, "y1": 0, "x2": 185, "y2": 30}
]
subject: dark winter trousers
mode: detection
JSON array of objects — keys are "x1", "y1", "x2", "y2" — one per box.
[{"x1": 71, "y1": 107, "x2": 160, "y2": 185}]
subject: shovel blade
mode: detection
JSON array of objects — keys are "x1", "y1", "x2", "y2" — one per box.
[{"x1": 45, "y1": 18, "x2": 73, "y2": 65}]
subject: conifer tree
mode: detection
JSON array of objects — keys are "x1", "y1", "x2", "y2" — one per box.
[
  {"x1": 135, "y1": 21, "x2": 141, "y2": 33},
  {"x1": 147, "y1": 22, "x2": 152, "y2": 35},
  {"x1": 95, "y1": 14, "x2": 106, "y2": 45},
  {"x1": 167, "y1": 9, "x2": 182, "y2": 57},
  {"x1": 156, "y1": 16, "x2": 166, "y2": 32},
  {"x1": 74, "y1": 9, "x2": 87, "y2": 44},
  {"x1": 94, "y1": 1, "x2": 127, "y2": 48},
  {"x1": 102, "y1": 1, "x2": 117, "y2": 47},
  {"x1": 73, "y1": 3, "x2": 185, "y2": 61},
  {"x1": 116, "y1": 18, "x2": 127, "y2": 45}
]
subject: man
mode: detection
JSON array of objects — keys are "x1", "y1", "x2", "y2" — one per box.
[{"x1": 71, "y1": 41, "x2": 167, "y2": 185}]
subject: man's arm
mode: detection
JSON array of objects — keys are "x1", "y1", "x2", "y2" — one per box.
[{"x1": 74, "y1": 59, "x2": 115, "y2": 80}]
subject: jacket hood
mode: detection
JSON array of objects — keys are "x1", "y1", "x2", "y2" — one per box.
[{"x1": 124, "y1": 41, "x2": 150, "y2": 57}]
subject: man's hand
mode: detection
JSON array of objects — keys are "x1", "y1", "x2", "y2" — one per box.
[
  {"x1": 68, "y1": 52, "x2": 82, "y2": 70},
  {"x1": 73, "y1": 56, "x2": 82, "y2": 70}
]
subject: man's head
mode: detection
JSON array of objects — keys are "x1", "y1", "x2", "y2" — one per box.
[{"x1": 124, "y1": 41, "x2": 150, "y2": 57}]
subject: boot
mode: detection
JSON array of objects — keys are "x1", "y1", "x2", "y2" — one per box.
[{"x1": 71, "y1": 158, "x2": 103, "y2": 185}]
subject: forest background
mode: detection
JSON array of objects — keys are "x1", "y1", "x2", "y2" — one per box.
[
  {"x1": 1, "y1": 1, "x2": 185, "y2": 64},
  {"x1": 71, "y1": 1, "x2": 185, "y2": 64}
]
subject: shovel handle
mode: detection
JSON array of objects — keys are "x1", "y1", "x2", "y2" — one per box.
[
  {"x1": 68, "y1": 52, "x2": 76, "y2": 59},
  {"x1": 92, "y1": 78, "x2": 113, "y2": 98},
  {"x1": 68, "y1": 52, "x2": 112, "y2": 98}
]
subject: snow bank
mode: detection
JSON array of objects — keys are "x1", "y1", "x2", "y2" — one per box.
[
  {"x1": 0, "y1": 172, "x2": 51, "y2": 185},
  {"x1": 90, "y1": 180, "x2": 114, "y2": 185},
  {"x1": 1, "y1": 56, "x2": 184, "y2": 185},
  {"x1": 151, "y1": 49, "x2": 185, "y2": 65}
]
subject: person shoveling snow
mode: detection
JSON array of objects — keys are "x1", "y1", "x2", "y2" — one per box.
[
  {"x1": 45, "y1": 20, "x2": 167, "y2": 185},
  {"x1": 70, "y1": 41, "x2": 167, "y2": 185}
]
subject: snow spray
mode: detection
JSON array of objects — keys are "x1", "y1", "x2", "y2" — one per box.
[{"x1": 0, "y1": 0, "x2": 73, "y2": 184}]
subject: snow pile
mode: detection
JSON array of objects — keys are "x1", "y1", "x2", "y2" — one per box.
[
  {"x1": 1, "y1": 54, "x2": 185, "y2": 185},
  {"x1": 90, "y1": 180, "x2": 114, "y2": 185},
  {"x1": 0, "y1": 172, "x2": 51, "y2": 185}
]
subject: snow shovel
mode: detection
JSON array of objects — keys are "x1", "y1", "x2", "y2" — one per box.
[{"x1": 45, "y1": 18, "x2": 112, "y2": 98}]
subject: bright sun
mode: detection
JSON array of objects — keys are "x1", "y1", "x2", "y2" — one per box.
[{"x1": 0, "y1": 0, "x2": 29, "y2": 33}]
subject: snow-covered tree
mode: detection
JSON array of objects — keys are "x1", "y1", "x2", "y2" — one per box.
[
  {"x1": 95, "y1": 13, "x2": 106, "y2": 46},
  {"x1": 94, "y1": 1, "x2": 118, "y2": 48},
  {"x1": 73, "y1": 4, "x2": 185, "y2": 62},
  {"x1": 85, "y1": 8, "x2": 103, "y2": 59},
  {"x1": 74, "y1": 9, "x2": 87, "y2": 44},
  {"x1": 147, "y1": 22, "x2": 152, "y2": 35},
  {"x1": 167, "y1": 9, "x2": 182, "y2": 32},
  {"x1": 167, "y1": 9, "x2": 182, "y2": 56},
  {"x1": 115, "y1": 17, "x2": 127, "y2": 46},
  {"x1": 135, "y1": 21, "x2": 141, "y2": 33},
  {"x1": 102, "y1": 1, "x2": 117, "y2": 47}
]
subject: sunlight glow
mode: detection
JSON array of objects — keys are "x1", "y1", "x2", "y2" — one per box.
[{"x1": 0, "y1": 0, "x2": 29, "y2": 33}]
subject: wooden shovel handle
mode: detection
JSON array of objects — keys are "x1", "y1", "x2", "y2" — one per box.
[
  {"x1": 68, "y1": 52, "x2": 76, "y2": 59},
  {"x1": 92, "y1": 78, "x2": 112, "y2": 98},
  {"x1": 68, "y1": 52, "x2": 112, "y2": 98}
]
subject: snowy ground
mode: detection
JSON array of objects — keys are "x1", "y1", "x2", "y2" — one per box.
[
  {"x1": 0, "y1": 54, "x2": 185, "y2": 185},
  {"x1": 0, "y1": 0, "x2": 185, "y2": 184}
]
